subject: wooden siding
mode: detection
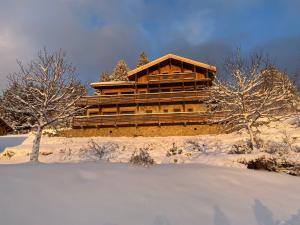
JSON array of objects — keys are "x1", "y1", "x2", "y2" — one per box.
[
  {"x1": 76, "y1": 90, "x2": 210, "y2": 107},
  {"x1": 73, "y1": 112, "x2": 222, "y2": 128}
]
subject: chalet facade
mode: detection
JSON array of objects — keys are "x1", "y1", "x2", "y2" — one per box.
[
  {"x1": 0, "y1": 118, "x2": 13, "y2": 136},
  {"x1": 72, "y1": 54, "x2": 219, "y2": 136}
]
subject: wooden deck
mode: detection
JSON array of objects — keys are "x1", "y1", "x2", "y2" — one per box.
[
  {"x1": 73, "y1": 112, "x2": 222, "y2": 128},
  {"x1": 148, "y1": 72, "x2": 197, "y2": 83},
  {"x1": 75, "y1": 90, "x2": 211, "y2": 106}
]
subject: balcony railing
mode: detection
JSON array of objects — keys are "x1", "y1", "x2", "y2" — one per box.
[
  {"x1": 148, "y1": 72, "x2": 197, "y2": 83},
  {"x1": 75, "y1": 90, "x2": 211, "y2": 107},
  {"x1": 72, "y1": 112, "x2": 223, "y2": 128}
]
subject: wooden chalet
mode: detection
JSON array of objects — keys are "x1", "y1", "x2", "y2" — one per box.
[
  {"x1": 0, "y1": 117, "x2": 13, "y2": 136},
  {"x1": 72, "y1": 54, "x2": 219, "y2": 136}
]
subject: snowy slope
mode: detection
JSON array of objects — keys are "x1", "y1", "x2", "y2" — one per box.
[
  {"x1": 0, "y1": 162, "x2": 299, "y2": 225},
  {"x1": 1, "y1": 117, "x2": 300, "y2": 168}
]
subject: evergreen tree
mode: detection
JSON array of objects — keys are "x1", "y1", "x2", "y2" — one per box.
[
  {"x1": 136, "y1": 52, "x2": 150, "y2": 68},
  {"x1": 111, "y1": 60, "x2": 129, "y2": 81},
  {"x1": 99, "y1": 71, "x2": 111, "y2": 82}
]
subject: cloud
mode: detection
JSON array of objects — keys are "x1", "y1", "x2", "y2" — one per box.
[
  {"x1": 0, "y1": 0, "x2": 299, "y2": 91},
  {"x1": 0, "y1": 0, "x2": 148, "y2": 90}
]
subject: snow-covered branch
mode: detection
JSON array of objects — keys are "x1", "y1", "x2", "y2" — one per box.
[
  {"x1": 0, "y1": 48, "x2": 86, "y2": 162},
  {"x1": 209, "y1": 51, "x2": 297, "y2": 149}
]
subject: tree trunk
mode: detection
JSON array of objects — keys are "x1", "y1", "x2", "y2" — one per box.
[
  {"x1": 246, "y1": 123, "x2": 256, "y2": 151},
  {"x1": 30, "y1": 126, "x2": 43, "y2": 162}
]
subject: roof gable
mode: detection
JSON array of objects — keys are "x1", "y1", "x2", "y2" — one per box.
[{"x1": 128, "y1": 53, "x2": 217, "y2": 77}]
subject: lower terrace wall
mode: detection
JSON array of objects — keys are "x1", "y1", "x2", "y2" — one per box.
[{"x1": 60, "y1": 124, "x2": 220, "y2": 137}]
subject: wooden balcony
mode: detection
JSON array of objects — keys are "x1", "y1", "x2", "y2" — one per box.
[
  {"x1": 75, "y1": 90, "x2": 211, "y2": 107},
  {"x1": 73, "y1": 112, "x2": 223, "y2": 128},
  {"x1": 147, "y1": 72, "x2": 198, "y2": 83}
]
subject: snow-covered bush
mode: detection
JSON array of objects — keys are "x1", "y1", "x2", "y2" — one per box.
[
  {"x1": 166, "y1": 143, "x2": 183, "y2": 157},
  {"x1": 229, "y1": 136, "x2": 264, "y2": 154},
  {"x1": 0, "y1": 150, "x2": 15, "y2": 159},
  {"x1": 60, "y1": 147, "x2": 75, "y2": 161},
  {"x1": 229, "y1": 140, "x2": 253, "y2": 154},
  {"x1": 185, "y1": 139, "x2": 208, "y2": 153},
  {"x1": 263, "y1": 141, "x2": 290, "y2": 156},
  {"x1": 240, "y1": 155, "x2": 300, "y2": 176},
  {"x1": 79, "y1": 140, "x2": 118, "y2": 161},
  {"x1": 258, "y1": 132, "x2": 296, "y2": 156},
  {"x1": 129, "y1": 147, "x2": 155, "y2": 167}
]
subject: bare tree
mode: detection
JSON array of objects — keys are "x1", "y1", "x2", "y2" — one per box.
[
  {"x1": 0, "y1": 48, "x2": 86, "y2": 162},
  {"x1": 209, "y1": 50, "x2": 296, "y2": 149}
]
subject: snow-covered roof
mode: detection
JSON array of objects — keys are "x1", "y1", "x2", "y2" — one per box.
[
  {"x1": 128, "y1": 53, "x2": 217, "y2": 77},
  {"x1": 91, "y1": 81, "x2": 135, "y2": 88}
]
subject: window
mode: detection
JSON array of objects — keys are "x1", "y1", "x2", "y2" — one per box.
[
  {"x1": 146, "y1": 110, "x2": 152, "y2": 113},
  {"x1": 187, "y1": 108, "x2": 193, "y2": 112},
  {"x1": 174, "y1": 108, "x2": 181, "y2": 112},
  {"x1": 139, "y1": 91, "x2": 147, "y2": 94},
  {"x1": 89, "y1": 112, "x2": 99, "y2": 116},
  {"x1": 163, "y1": 109, "x2": 168, "y2": 113},
  {"x1": 173, "y1": 88, "x2": 183, "y2": 92},
  {"x1": 105, "y1": 92, "x2": 117, "y2": 95},
  {"x1": 120, "y1": 111, "x2": 135, "y2": 114},
  {"x1": 121, "y1": 91, "x2": 134, "y2": 95},
  {"x1": 103, "y1": 112, "x2": 116, "y2": 115},
  {"x1": 149, "y1": 89, "x2": 159, "y2": 93}
]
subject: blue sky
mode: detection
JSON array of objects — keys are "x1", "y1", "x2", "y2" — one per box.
[{"x1": 0, "y1": 0, "x2": 299, "y2": 90}]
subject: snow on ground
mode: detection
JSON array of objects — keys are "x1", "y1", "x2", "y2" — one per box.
[
  {"x1": 1, "y1": 117, "x2": 300, "y2": 168},
  {"x1": 0, "y1": 134, "x2": 27, "y2": 153},
  {"x1": 0, "y1": 162, "x2": 299, "y2": 225}
]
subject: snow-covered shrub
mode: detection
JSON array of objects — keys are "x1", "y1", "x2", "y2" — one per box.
[
  {"x1": 295, "y1": 146, "x2": 300, "y2": 153},
  {"x1": 263, "y1": 141, "x2": 290, "y2": 156},
  {"x1": 166, "y1": 143, "x2": 183, "y2": 157},
  {"x1": 185, "y1": 139, "x2": 208, "y2": 153},
  {"x1": 43, "y1": 129, "x2": 59, "y2": 137},
  {"x1": 60, "y1": 147, "x2": 74, "y2": 160},
  {"x1": 79, "y1": 140, "x2": 118, "y2": 161},
  {"x1": 240, "y1": 156, "x2": 300, "y2": 176},
  {"x1": 281, "y1": 131, "x2": 297, "y2": 152},
  {"x1": 287, "y1": 116, "x2": 300, "y2": 126},
  {"x1": 1, "y1": 150, "x2": 15, "y2": 159},
  {"x1": 244, "y1": 156, "x2": 278, "y2": 171},
  {"x1": 229, "y1": 140, "x2": 253, "y2": 154},
  {"x1": 261, "y1": 132, "x2": 296, "y2": 156},
  {"x1": 129, "y1": 147, "x2": 155, "y2": 167}
]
